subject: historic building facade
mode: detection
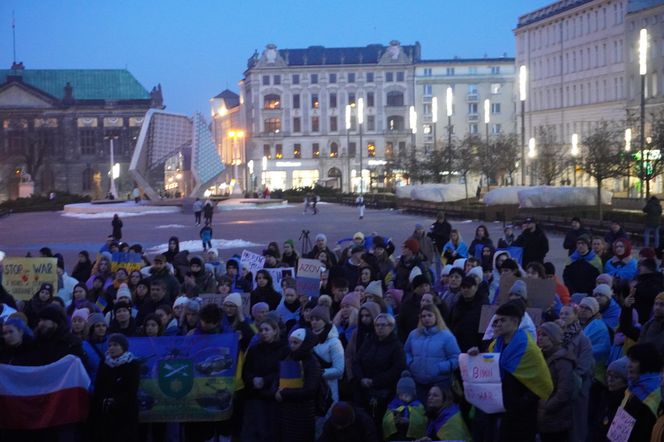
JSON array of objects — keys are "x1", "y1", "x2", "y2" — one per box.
[{"x1": 0, "y1": 63, "x2": 163, "y2": 200}]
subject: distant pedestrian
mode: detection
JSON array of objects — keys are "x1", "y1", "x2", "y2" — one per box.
[
  {"x1": 193, "y1": 198, "x2": 203, "y2": 225},
  {"x1": 200, "y1": 222, "x2": 213, "y2": 252},
  {"x1": 311, "y1": 192, "x2": 319, "y2": 215},
  {"x1": 131, "y1": 186, "x2": 140, "y2": 204},
  {"x1": 356, "y1": 194, "x2": 365, "y2": 220},
  {"x1": 111, "y1": 214, "x2": 123, "y2": 241},
  {"x1": 303, "y1": 194, "x2": 310, "y2": 214},
  {"x1": 203, "y1": 199, "x2": 214, "y2": 224},
  {"x1": 642, "y1": 196, "x2": 662, "y2": 248}
]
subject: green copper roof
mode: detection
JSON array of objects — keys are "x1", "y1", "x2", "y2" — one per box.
[{"x1": 0, "y1": 69, "x2": 151, "y2": 101}]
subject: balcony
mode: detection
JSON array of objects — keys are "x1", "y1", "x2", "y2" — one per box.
[
  {"x1": 466, "y1": 94, "x2": 479, "y2": 102},
  {"x1": 258, "y1": 131, "x2": 289, "y2": 138},
  {"x1": 467, "y1": 114, "x2": 479, "y2": 122},
  {"x1": 383, "y1": 129, "x2": 412, "y2": 137}
]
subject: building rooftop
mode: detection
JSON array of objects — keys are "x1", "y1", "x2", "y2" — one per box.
[
  {"x1": 213, "y1": 89, "x2": 240, "y2": 108},
  {"x1": 418, "y1": 57, "x2": 515, "y2": 64},
  {"x1": 516, "y1": 0, "x2": 593, "y2": 28},
  {"x1": 627, "y1": 0, "x2": 664, "y2": 13},
  {"x1": 0, "y1": 68, "x2": 151, "y2": 101},
  {"x1": 275, "y1": 43, "x2": 421, "y2": 66}
]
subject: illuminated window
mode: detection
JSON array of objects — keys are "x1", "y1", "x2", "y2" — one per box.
[
  {"x1": 293, "y1": 143, "x2": 301, "y2": 159},
  {"x1": 367, "y1": 142, "x2": 376, "y2": 158},
  {"x1": 423, "y1": 124, "x2": 432, "y2": 135},
  {"x1": 311, "y1": 94, "x2": 319, "y2": 109},
  {"x1": 275, "y1": 144, "x2": 283, "y2": 159},
  {"x1": 264, "y1": 118, "x2": 281, "y2": 133},
  {"x1": 263, "y1": 94, "x2": 281, "y2": 109},
  {"x1": 385, "y1": 142, "x2": 394, "y2": 160},
  {"x1": 329, "y1": 142, "x2": 338, "y2": 158},
  {"x1": 491, "y1": 83, "x2": 502, "y2": 94},
  {"x1": 348, "y1": 92, "x2": 356, "y2": 106},
  {"x1": 263, "y1": 144, "x2": 272, "y2": 159},
  {"x1": 387, "y1": 115, "x2": 405, "y2": 131},
  {"x1": 313, "y1": 143, "x2": 320, "y2": 158}
]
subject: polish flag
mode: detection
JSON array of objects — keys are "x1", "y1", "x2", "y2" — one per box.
[{"x1": 0, "y1": 355, "x2": 91, "y2": 429}]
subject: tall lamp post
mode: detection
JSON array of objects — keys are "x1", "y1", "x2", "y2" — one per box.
[
  {"x1": 105, "y1": 134, "x2": 119, "y2": 199},
  {"x1": 228, "y1": 130, "x2": 245, "y2": 195},
  {"x1": 519, "y1": 65, "x2": 528, "y2": 185},
  {"x1": 639, "y1": 28, "x2": 649, "y2": 198},
  {"x1": 357, "y1": 97, "x2": 364, "y2": 194},
  {"x1": 571, "y1": 133, "x2": 579, "y2": 187},
  {"x1": 345, "y1": 104, "x2": 352, "y2": 193},
  {"x1": 528, "y1": 137, "x2": 536, "y2": 184},
  {"x1": 484, "y1": 98, "x2": 490, "y2": 188},
  {"x1": 432, "y1": 96, "x2": 438, "y2": 153},
  {"x1": 446, "y1": 86, "x2": 453, "y2": 183},
  {"x1": 625, "y1": 128, "x2": 632, "y2": 196}
]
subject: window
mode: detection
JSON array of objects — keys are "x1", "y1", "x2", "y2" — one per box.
[
  {"x1": 367, "y1": 142, "x2": 376, "y2": 157},
  {"x1": 468, "y1": 103, "x2": 478, "y2": 114},
  {"x1": 293, "y1": 117, "x2": 301, "y2": 133},
  {"x1": 311, "y1": 116, "x2": 320, "y2": 132},
  {"x1": 329, "y1": 93, "x2": 337, "y2": 108},
  {"x1": 8, "y1": 130, "x2": 26, "y2": 154},
  {"x1": 273, "y1": 75, "x2": 281, "y2": 85},
  {"x1": 348, "y1": 72, "x2": 355, "y2": 83},
  {"x1": 330, "y1": 116, "x2": 338, "y2": 132},
  {"x1": 348, "y1": 92, "x2": 356, "y2": 106},
  {"x1": 310, "y1": 74, "x2": 318, "y2": 84},
  {"x1": 385, "y1": 142, "x2": 394, "y2": 160},
  {"x1": 387, "y1": 115, "x2": 405, "y2": 131},
  {"x1": 423, "y1": 103, "x2": 432, "y2": 115},
  {"x1": 329, "y1": 73, "x2": 337, "y2": 84},
  {"x1": 423, "y1": 68, "x2": 432, "y2": 77},
  {"x1": 80, "y1": 129, "x2": 96, "y2": 155},
  {"x1": 329, "y1": 142, "x2": 338, "y2": 158},
  {"x1": 468, "y1": 84, "x2": 478, "y2": 95},
  {"x1": 423, "y1": 84, "x2": 432, "y2": 96},
  {"x1": 469, "y1": 67, "x2": 478, "y2": 75},
  {"x1": 38, "y1": 129, "x2": 59, "y2": 155},
  {"x1": 491, "y1": 103, "x2": 501, "y2": 114},
  {"x1": 490, "y1": 66, "x2": 501, "y2": 74},
  {"x1": 367, "y1": 116, "x2": 375, "y2": 131},
  {"x1": 386, "y1": 72, "x2": 394, "y2": 82},
  {"x1": 293, "y1": 94, "x2": 300, "y2": 109},
  {"x1": 348, "y1": 142, "x2": 356, "y2": 158},
  {"x1": 423, "y1": 124, "x2": 432, "y2": 134},
  {"x1": 367, "y1": 92, "x2": 374, "y2": 107},
  {"x1": 396, "y1": 71, "x2": 404, "y2": 82},
  {"x1": 264, "y1": 118, "x2": 281, "y2": 133},
  {"x1": 313, "y1": 143, "x2": 320, "y2": 158},
  {"x1": 386, "y1": 91, "x2": 404, "y2": 106},
  {"x1": 491, "y1": 83, "x2": 501, "y2": 94},
  {"x1": 446, "y1": 67, "x2": 455, "y2": 76},
  {"x1": 275, "y1": 144, "x2": 283, "y2": 159},
  {"x1": 469, "y1": 123, "x2": 479, "y2": 134},
  {"x1": 292, "y1": 74, "x2": 300, "y2": 85},
  {"x1": 311, "y1": 94, "x2": 319, "y2": 109},
  {"x1": 491, "y1": 124, "x2": 502, "y2": 134},
  {"x1": 263, "y1": 144, "x2": 271, "y2": 159},
  {"x1": 366, "y1": 72, "x2": 374, "y2": 83},
  {"x1": 262, "y1": 75, "x2": 270, "y2": 86},
  {"x1": 293, "y1": 144, "x2": 301, "y2": 159},
  {"x1": 263, "y1": 94, "x2": 281, "y2": 109}
]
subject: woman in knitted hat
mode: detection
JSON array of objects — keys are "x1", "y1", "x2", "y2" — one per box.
[
  {"x1": 0, "y1": 316, "x2": 35, "y2": 365},
  {"x1": 82, "y1": 313, "x2": 109, "y2": 382},
  {"x1": 22, "y1": 282, "x2": 54, "y2": 329},
  {"x1": 91, "y1": 332, "x2": 140, "y2": 442},
  {"x1": 333, "y1": 292, "x2": 360, "y2": 345},
  {"x1": 596, "y1": 357, "x2": 630, "y2": 440},
  {"x1": 221, "y1": 293, "x2": 255, "y2": 351},
  {"x1": 310, "y1": 305, "x2": 344, "y2": 403},
  {"x1": 70, "y1": 308, "x2": 91, "y2": 340}
]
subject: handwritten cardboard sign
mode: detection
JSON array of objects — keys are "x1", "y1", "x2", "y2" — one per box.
[
  {"x1": 478, "y1": 305, "x2": 543, "y2": 333},
  {"x1": 497, "y1": 274, "x2": 556, "y2": 309},
  {"x1": 240, "y1": 250, "x2": 265, "y2": 275},
  {"x1": 199, "y1": 292, "x2": 251, "y2": 318},
  {"x1": 296, "y1": 258, "x2": 322, "y2": 298},
  {"x1": 458, "y1": 353, "x2": 505, "y2": 414},
  {"x1": 462, "y1": 382, "x2": 506, "y2": 414},
  {"x1": 265, "y1": 267, "x2": 295, "y2": 294},
  {"x1": 2, "y1": 257, "x2": 58, "y2": 301},
  {"x1": 607, "y1": 407, "x2": 635, "y2": 442}
]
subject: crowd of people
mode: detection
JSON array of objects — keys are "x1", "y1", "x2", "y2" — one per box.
[{"x1": 2, "y1": 211, "x2": 664, "y2": 442}]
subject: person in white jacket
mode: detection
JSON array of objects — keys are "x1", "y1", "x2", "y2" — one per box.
[
  {"x1": 57, "y1": 263, "x2": 79, "y2": 307},
  {"x1": 309, "y1": 305, "x2": 345, "y2": 402}
]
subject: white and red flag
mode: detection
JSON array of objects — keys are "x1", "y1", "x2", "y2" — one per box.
[{"x1": 0, "y1": 355, "x2": 91, "y2": 429}]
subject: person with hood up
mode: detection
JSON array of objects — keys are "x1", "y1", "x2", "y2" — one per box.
[
  {"x1": 91, "y1": 333, "x2": 140, "y2": 442},
  {"x1": 250, "y1": 269, "x2": 281, "y2": 310},
  {"x1": 536, "y1": 322, "x2": 576, "y2": 441},
  {"x1": 344, "y1": 301, "x2": 381, "y2": 383},
  {"x1": 563, "y1": 216, "x2": 589, "y2": 256},
  {"x1": 183, "y1": 256, "x2": 217, "y2": 297},
  {"x1": 71, "y1": 250, "x2": 93, "y2": 283},
  {"x1": 429, "y1": 212, "x2": 452, "y2": 256},
  {"x1": 563, "y1": 234, "x2": 603, "y2": 296},
  {"x1": 82, "y1": 313, "x2": 109, "y2": 382},
  {"x1": 441, "y1": 229, "x2": 469, "y2": 265},
  {"x1": 515, "y1": 217, "x2": 550, "y2": 265},
  {"x1": 643, "y1": 196, "x2": 662, "y2": 248},
  {"x1": 224, "y1": 258, "x2": 251, "y2": 293},
  {"x1": 111, "y1": 214, "x2": 123, "y2": 241},
  {"x1": 108, "y1": 300, "x2": 137, "y2": 337},
  {"x1": 162, "y1": 236, "x2": 180, "y2": 263},
  {"x1": 410, "y1": 224, "x2": 436, "y2": 265},
  {"x1": 309, "y1": 305, "x2": 344, "y2": 403},
  {"x1": 596, "y1": 357, "x2": 629, "y2": 440},
  {"x1": 199, "y1": 221, "x2": 213, "y2": 252},
  {"x1": 22, "y1": 282, "x2": 54, "y2": 329},
  {"x1": 276, "y1": 328, "x2": 321, "y2": 442},
  {"x1": 604, "y1": 238, "x2": 638, "y2": 284}
]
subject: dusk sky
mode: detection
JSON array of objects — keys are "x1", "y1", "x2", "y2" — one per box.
[{"x1": 2, "y1": 0, "x2": 552, "y2": 117}]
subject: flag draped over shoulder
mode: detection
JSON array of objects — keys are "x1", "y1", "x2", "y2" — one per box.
[
  {"x1": 382, "y1": 398, "x2": 426, "y2": 439},
  {"x1": 427, "y1": 403, "x2": 471, "y2": 441},
  {"x1": 493, "y1": 328, "x2": 553, "y2": 400},
  {"x1": 626, "y1": 373, "x2": 662, "y2": 417},
  {"x1": 279, "y1": 359, "x2": 304, "y2": 389},
  {"x1": 0, "y1": 355, "x2": 91, "y2": 429}
]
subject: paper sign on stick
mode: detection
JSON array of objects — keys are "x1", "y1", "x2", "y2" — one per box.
[
  {"x1": 607, "y1": 407, "x2": 636, "y2": 442},
  {"x1": 2, "y1": 257, "x2": 58, "y2": 301},
  {"x1": 296, "y1": 258, "x2": 322, "y2": 298}
]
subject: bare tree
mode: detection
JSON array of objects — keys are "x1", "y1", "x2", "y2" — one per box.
[
  {"x1": 475, "y1": 138, "x2": 500, "y2": 190},
  {"x1": 423, "y1": 147, "x2": 449, "y2": 183},
  {"x1": 580, "y1": 121, "x2": 629, "y2": 220},
  {"x1": 642, "y1": 109, "x2": 664, "y2": 198},
  {"x1": 534, "y1": 127, "x2": 569, "y2": 186},
  {"x1": 455, "y1": 134, "x2": 480, "y2": 201},
  {"x1": 491, "y1": 134, "x2": 520, "y2": 186}
]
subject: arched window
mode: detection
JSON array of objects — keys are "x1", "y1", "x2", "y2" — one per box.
[
  {"x1": 329, "y1": 142, "x2": 339, "y2": 158},
  {"x1": 263, "y1": 94, "x2": 281, "y2": 109},
  {"x1": 386, "y1": 91, "x2": 404, "y2": 106}
]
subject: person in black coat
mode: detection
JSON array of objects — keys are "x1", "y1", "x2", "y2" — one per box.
[
  {"x1": 468, "y1": 225, "x2": 494, "y2": 259},
  {"x1": 632, "y1": 258, "x2": 664, "y2": 324},
  {"x1": 250, "y1": 269, "x2": 282, "y2": 310},
  {"x1": 604, "y1": 220, "x2": 629, "y2": 247},
  {"x1": 92, "y1": 333, "x2": 140, "y2": 442},
  {"x1": 514, "y1": 217, "x2": 549, "y2": 265},
  {"x1": 563, "y1": 217, "x2": 589, "y2": 256},
  {"x1": 241, "y1": 316, "x2": 289, "y2": 442},
  {"x1": 449, "y1": 276, "x2": 487, "y2": 352},
  {"x1": 562, "y1": 235, "x2": 603, "y2": 296},
  {"x1": 318, "y1": 401, "x2": 379, "y2": 442},
  {"x1": 111, "y1": 214, "x2": 123, "y2": 240},
  {"x1": 71, "y1": 251, "x2": 93, "y2": 284},
  {"x1": 429, "y1": 212, "x2": 452, "y2": 255},
  {"x1": 396, "y1": 275, "x2": 430, "y2": 342},
  {"x1": 28, "y1": 303, "x2": 87, "y2": 366},
  {"x1": 276, "y1": 327, "x2": 321, "y2": 442},
  {"x1": 352, "y1": 313, "x2": 406, "y2": 423}
]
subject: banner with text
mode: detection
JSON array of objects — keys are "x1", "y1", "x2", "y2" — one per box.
[
  {"x1": 458, "y1": 353, "x2": 505, "y2": 414},
  {"x1": 265, "y1": 267, "x2": 295, "y2": 294},
  {"x1": 296, "y1": 259, "x2": 322, "y2": 298},
  {"x1": 129, "y1": 334, "x2": 238, "y2": 422},
  {"x1": 2, "y1": 257, "x2": 58, "y2": 301}
]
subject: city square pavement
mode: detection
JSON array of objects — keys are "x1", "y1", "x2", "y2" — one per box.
[{"x1": 0, "y1": 202, "x2": 571, "y2": 273}]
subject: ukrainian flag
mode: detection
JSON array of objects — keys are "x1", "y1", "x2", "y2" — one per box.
[
  {"x1": 624, "y1": 373, "x2": 662, "y2": 417},
  {"x1": 491, "y1": 328, "x2": 554, "y2": 400},
  {"x1": 279, "y1": 360, "x2": 304, "y2": 389},
  {"x1": 95, "y1": 296, "x2": 108, "y2": 312},
  {"x1": 382, "y1": 399, "x2": 426, "y2": 439},
  {"x1": 427, "y1": 403, "x2": 471, "y2": 441}
]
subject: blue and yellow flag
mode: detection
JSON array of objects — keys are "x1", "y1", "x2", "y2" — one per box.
[
  {"x1": 492, "y1": 328, "x2": 554, "y2": 400},
  {"x1": 625, "y1": 373, "x2": 662, "y2": 417},
  {"x1": 427, "y1": 404, "x2": 471, "y2": 441},
  {"x1": 279, "y1": 360, "x2": 304, "y2": 389},
  {"x1": 95, "y1": 295, "x2": 108, "y2": 312},
  {"x1": 382, "y1": 399, "x2": 426, "y2": 439}
]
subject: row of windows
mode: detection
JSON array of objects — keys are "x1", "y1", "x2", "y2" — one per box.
[
  {"x1": 422, "y1": 83, "x2": 503, "y2": 97},
  {"x1": 421, "y1": 66, "x2": 505, "y2": 77},
  {"x1": 529, "y1": 76, "x2": 628, "y2": 111},
  {"x1": 529, "y1": 39, "x2": 624, "y2": 81},
  {"x1": 262, "y1": 141, "x2": 406, "y2": 160},
  {"x1": 263, "y1": 90, "x2": 408, "y2": 111},
  {"x1": 262, "y1": 71, "x2": 406, "y2": 86},
  {"x1": 3, "y1": 128, "x2": 135, "y2": 156}
]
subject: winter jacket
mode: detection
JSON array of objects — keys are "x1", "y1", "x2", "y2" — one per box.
[
  {"x1": 449, "y1": 292, "x2": 487, "y2": 352},
  {"x1": 429, "y1": 220, "x2": 452, "y2": 254},
  {"x1": 312, "y1": 324, "x2": 345, "y2": 402},
  {"x1": 634, "y1": 271, "x2": 664, "y2": 324},
  {"x1": 643, "y1": 197, "x2": 663, "y2": 228},
  {"x1": 352, "y1": 332, "x2": 406, "y2": 392},
  {"x1": 600, "y1": 298, "x2": 621, "y2": 330},
  {"x1": 537, "y1": 347, "x2": 576, "y2": 434},
  {"x1": 82, "y1": 339, "x2": 108, "y2": 383},
  {"x1": 146, "y1": 267, "x2": 180, "y2": 303},
  {"x1": 304, "y1": 245, "x2": 338, "y2": 266},
  {"x1": 561, "y1": 321, "x2": 595, "y2": 381},
  {"x1": 563, "y1": 250, "x2": 602, "y2": 295},
  {"x1": 111, "y1": 217, "x2": 123, "y2": 240},
  {"x1": 92, "y1": 358, "x2": 140, "y2": 442},
  {"x1": 621, "y1": 305, "x2": 664, "y2": 357},
  {"x1": 605, "y1": 228, "x2": 629, "y2": 246},
  {"x1": 468, "y1": 237, "x2": 495, "y2": 260},
  {"x1": 515, "y1": 226, "x2": 549, "y2": 265},
  {"x1": 393, "y1": 255, "x2": 428, "y2": 291},
  {"x1": 242, "y1": 339, "x2": 289, "y2": 400},
  {"x1": 563, "y1": 226, "x2": 590, "y2": 256},
  {"x1": 250, "y1": 285, "x2": 281, "y2": 311},
  {"x1": 397, "y1": 293, "x2": 423, "y2": 342},
  {"x1": 404, "y1": 326, "x2": 460, "y2": 387},
  {"x1": 623, "y1": 381, "x2": 659, "y2": 442},
  {"x1": 410, "y1": 231, "x2": 437, "y2": 263},
  {"x1": 441, "y1": 240, "x2": 469, "y2": 263},
  {"x1": 583, "y1": 317, "x2": 611, "y2": 383},
  {"x1": 604, "y1": 256, "x2": 638, "y2": 282},
  {"x1": 57, "y1": 272, "x2": 79, "y2": 307},
  {"x1": 183, "y1": 270, "x2": 217, "y2": 297}
]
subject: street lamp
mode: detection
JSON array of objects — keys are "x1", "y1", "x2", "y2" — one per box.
[
  {"x1": 483, "y1": 98, "x2": 490, "y2": 143},
  {"x1": 571, "y1": 133, "x2": 579, "y2": 187},
  {"x1": 431, "y1": 96, "x2": 438, "y2": 152},
  {"x1": 228, "y1": 130, "x2": 245, "y2": 195},
  {"x1": 528, "y1": 137, "x2": 536, "y2": 185},
  {"x1": 104, "y1": 134, "x2": 119, "y2": 199},
  {"x1": 625, "y1": 128, "x2": 632, "y2": 196},
  {"x1": 519, "y1": 65, "x2": 528, "y2": 185},
  {"x1": 345, "y1": 104, "x2": 352, "y2": 192},
  {"x1": 446, "y1": 86, "x2": 453, "y2": 183},
  {"x1": 261, "y1": 155, "x2": 267, "y2": 186},
  {"x1": 357, "y1": 97, "x2": 364, "y2": 194},
  {"x1": 639, "y1": 28, "x2": 649, "y2": 198}
]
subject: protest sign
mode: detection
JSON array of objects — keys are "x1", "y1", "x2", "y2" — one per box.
[
  {"x1": 607, "y1": 407, "x2": 635, "y2": 442},
  {"x1": 200, "y1": 293, "x2": 251, "y2": 318},
  {"x1": 129, "y1": 334, "x2": 238, "y2": 422},
  {"x1": 462, "y1": 382, "x2": 506, "y2": 414},
  {"x1": 1, "y1": 257, "x2": 58, "y2": 301},
  {"x1": 111, "y1": 252, "x2": 143, "y2": 273},
  {"x1": 496, "y1": 275, "x2": 556, "y2": 309},
  {"x1": 458, "y1": 353, "x2": 505, "y2": 414},
  {"x1": 240, "y1": 250, "x2": 264, "y2": 275},
  {"x1": 265, "y1": 267, "x2": 295, "y2": 294},
  {"x1": 296, "y1": 258, "x2": 322, "y2": 298},
  {"x1": 478, "y1": 305, "x2": 543, "y2": 333}
]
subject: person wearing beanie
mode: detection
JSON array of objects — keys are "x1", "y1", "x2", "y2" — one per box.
[
  {"x1": 70, "y1": 307, "x2": 91, "y2": 340},
  {"x1": 591, "y1": 283, "x2": 621, "y2": 330},
  {"x1": 0, "y1": 317, "x2": 35, "y2": 365},
  {"x1": 563, "y1": 216, "x2": 590, "y2": 256},
  {"x1": 91, "y1": 331, "x2": 139, "y2": 442},
  {"x1": 220, "y1": 293, "x2": 254, "y2": 351},
  {"x1": 363, "y1": 280, "x2": 383, "y2": 302},
  {"x1": 115, "y1": 283, "x2": 132, "y2": 303},
  {"x1": 304, "y1": 233, "x2": 338, "y2": 266},
  {"x1": 514, "y1": 217, "x2": 550, "y2": 266},
  {"x1": 382, "y1": 370, "x2": 427, "y2": 440},
  {"x1": 631, "y1": 258, "x2": 664, "y2": 325},
  {"x1": 22, "y1": 282, "x2": 55, "y2": 329},
  {"x1": 30, "y1": 303, "x2": 87, "y2": 366},
  {"x1": 183, "y1": 254, "x2": 217, "y2": 297},
  {"x1": 334, "y1": 292, "x2": 360, "y2": 345},
  {"x1": 563, "y1": 234, "x2": 603, "y2": 296},
  {"x1": 344, "y1": 301, "x2": 382, "y2": 382},
  {"x1": 396, "y1": 274, "x2": 434, "y2": 343},
  {"x1": 578, "y1": 295, "x2": 611, "y2": 414},
  {"x1": 448, "y1": 275, "x2": 487, "y2": 352},
  {"x1": 318, "y1": 401, "x2": 378, "y2": 441},
  {"x1": 430, "y1": 212, "x2": 452, "y2": 256},
  {"x1": 309, "y1": 302, "x2": 344, "y2": 403},
  {"x1": 596, "y1": 356, "x2": 630, "y2": 440},
  {"x1": 251, "y1": 301, "x2": 270, "y2": 323},
  {"x1": 108, "y1": 300, "x2": 137, "y2": 337},
  {"x1": 536, "y1": 321, "x2": 576, "y2": 440}
]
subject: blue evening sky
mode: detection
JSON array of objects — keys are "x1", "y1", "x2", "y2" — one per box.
[{"x1": 1, "y1": 0, "x2": 552, "y2": 116}]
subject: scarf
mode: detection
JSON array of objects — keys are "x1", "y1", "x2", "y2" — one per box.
[
  {"x1": 562, "y1": 320, "x2": 582, "y2": 347},
  {"x1": 104, "y1": 351, "x2": 136, "y2": 368}
]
